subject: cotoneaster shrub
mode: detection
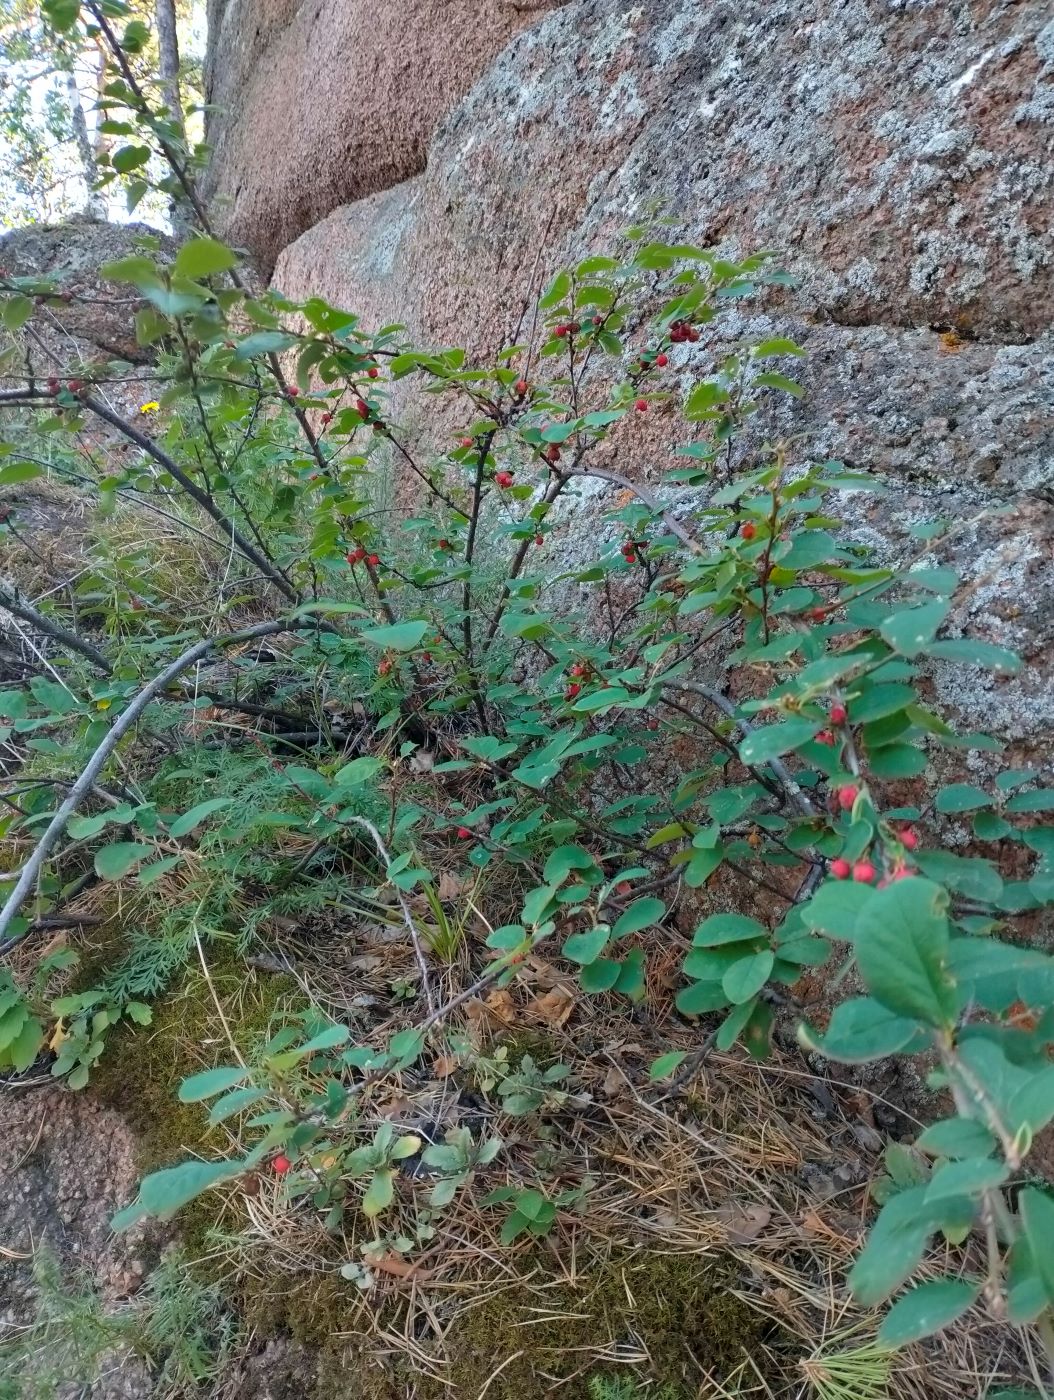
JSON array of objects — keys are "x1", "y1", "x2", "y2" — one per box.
[{"x1": 0, "y1": 0, "x2": 1053, "y2": 1378}]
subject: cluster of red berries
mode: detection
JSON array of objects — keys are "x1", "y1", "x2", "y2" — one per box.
[
  {"x1": 495, "y1": 470, "x2": 514, "y2": 488},
  {"x1": 345, "y1": 547, "x2": 380, "y2": 567},
  {"x1": 829, "y1": 857, "x2": 875, "y2": 883},
  {"x1": 554, "y1": 321, "x2": 581, "y2": 338},
  {"x1": 669, "y1": 320, "x2": 700, "y2": 344},
  {"x1": 636, "y1": 351, "x2": 670, "y2": 373},
  {"x1": 622, "y1": 539, "x2": 646, "y2": 564}
]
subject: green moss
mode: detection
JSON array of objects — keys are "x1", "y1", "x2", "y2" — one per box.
[
  {"x1": 88, "y1": 940, "x2": 299, "y2": 1255},
  {"x1": 423, "y1": 1247, "x2": 779, "y2": 1399}
]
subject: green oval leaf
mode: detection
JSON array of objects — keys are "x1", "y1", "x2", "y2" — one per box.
[
  {"x1": 611, "y1": 898, "x2": 665, "y2": 938},
  {"x1": 878, "y1": 1278, "x2": 979, "y2": 1347},
  {"x1": 179, "y1": 1066, "x2": 250, "y2": 1102},
  {"x1": 359, "y1": 620, "x2": 430, "y2": 651}
]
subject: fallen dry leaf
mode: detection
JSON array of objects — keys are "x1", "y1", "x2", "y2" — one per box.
[
  {"x1": 601, "y1": 1063, "x2": 628, "y2": 1098},
  {"x1": 436, "y1": 870, "x2": 463, "y2": 903},
  {"x1": 432, "y1": 1053, "x2": 459, "y2": 1078},
  {"x1": 713, "y1": 1202, "x2": 772, "y2": 1245},
  {"x1": 465, "y1": 988, "x2": 517, "y2": 1031},
  {"x1": 362, "y1": 1251, "x2": 434, "y2": 1282},
  {"x1": 525, "y1": 986, "x2": 575, "y2": 1027}
]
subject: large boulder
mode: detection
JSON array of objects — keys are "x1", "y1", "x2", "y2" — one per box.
[
  {"x1": 275, "y1": 0, "x2": 1054, "y2": 338},
  {"x1": 203, "y1": 0, "x2": 564, "y2": 272},
  {"x1": 272, "y1": 1, "x2": 1054, "y2": 495},
  {"x1": 268, "y1": 0, "x2": 1054, "y2": 738},
  {"x1": 0, "y1": 219, "x2": 175, "y2": 366}
]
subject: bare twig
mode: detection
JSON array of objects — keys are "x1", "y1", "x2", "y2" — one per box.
[{"x1": 0, "y1": 619, "x2": 322, "y2": 947}]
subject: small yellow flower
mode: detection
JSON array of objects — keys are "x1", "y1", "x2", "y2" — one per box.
[
  {"x1": 96, "y1": 698, "x2": 111, "y2": 711},
  {"x1": 139, "y1": 400, "x2": 160, "y2": 414}
]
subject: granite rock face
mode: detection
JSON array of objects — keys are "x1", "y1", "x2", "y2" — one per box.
[
  {"x1": 202, "y1": 0, "x2": 564, "y2": 272},
  {"x1": 261, "y1": 0, "x2": 1054, "y2": 735},
  {"x1": 0, "y1": 219, "x2": 175, "y2": 366}
]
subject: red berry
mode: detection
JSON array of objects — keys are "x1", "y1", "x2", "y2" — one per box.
[
  {"x1": 366, "y1": 553, "x2": 380, "y2": 566},
  {"x1": 555, "y1": 324, "x2": 569, "y2": 338},
  {"x1": 273, "y1": 1154, "x2": 292, "y2": 1175},
  {"x1": 809, "y1": 606, "x2": 827, "y2": 621},
  {"x1": 838, "y1": 784, "x2": 859, "y2": 810},
  {"x1": 320, "y1": 412, "x2": 333, "y2": 425},
  {"x1": 687, "y1": 328, "x2": 700, "y2": 343},
  {"x1": 815, "y1": 729, "x2": 836, "y2": 746},
  {"x1": 656, "y1": 352, "x2": 669, "y2": 367},
  {"x1": 899, "y1": 827, "x2": 919, "y2": 851},
  {"x1": 535, "y1": 533, "x2": 544, "y2": 547},
  {"x1": 459, "y1": 436, "x2": 474, "y2": 449},
  {"x1": 355, "y1": 398, "x2": 369, "y2": 417},
  {"x1": 568, "y1": 321, "x2": 580, "y2": 334},
  {"x1": 634, "y1": 398, "x2": 648, "y2": 413},
  {"x1": 829, "y1": 703, "x2": 848, "y2": 725},
  {"x1": 495, "y1": 470, "x2": 514, "y2": 488},
  {"x1": 740, "y1": 522, "x2": 757, "y2": 540},
  {"x1": 46, "y1": 377, "x2": 59, "y2": 394},
  {"x1": 67, "y1": 379, "x2": 84, "y2": 392},
  {"x1": 367, "y1": 366, "x2": 379, "y2": 378},
  {"x1": 622, "y1": 547, "x2": 636, "y2": 564},
  {"x1": 565, "y1": 682, "x2": 581, "y2": 700},
  {"x1": 378, "y1": 658, "x2": 393, "y2": 676},
  {"x1": 830, "y1": 858, "x2": 852, "y2": 880},
  {"x1": 592, "y1": 315, "x2": 604, "y2": 326},
  {"x1": 543, "y1": 444, "x2": 561, "y2": 464},
  {"x1": 456, "y1": 826, "x2": 471, "y2": 840},
  {"x1": 286, "y1": 385, "x2": 299, "y2": 397},
  {"x1": 853, "y1": 860, "x2": 876, "y2": 884},
  {"x1": 514, "y1": 379, "x2": 529, "y2": 396},
  {"x1": 439, "y1": 538, "x2": 451, "y2": 550},
  {"x1": 569, "y1": 662, "x2": 586, "y2": 677},
  {"x1": 615, "y1": 880, "x2": 632, "y2": 896},
  {"x1": 346, "y1": 547, "x2": 366, "y2": 564}
]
